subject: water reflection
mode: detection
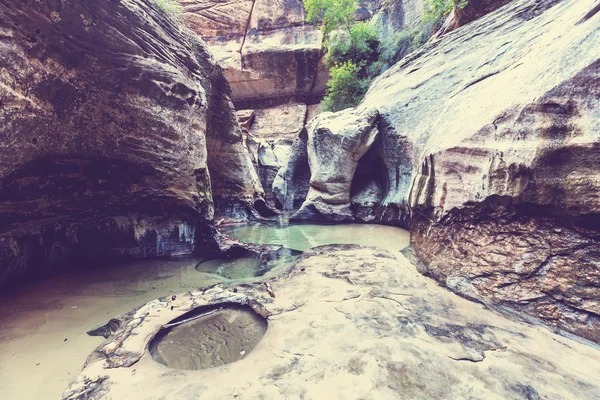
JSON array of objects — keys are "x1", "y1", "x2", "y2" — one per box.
[{"x1": 222, "y1": 222, "x2": 410, "y2": 254}]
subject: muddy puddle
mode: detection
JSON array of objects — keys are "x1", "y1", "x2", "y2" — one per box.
[{"x1": 149, "y1": 305, "x2": 268, "y2": 370}]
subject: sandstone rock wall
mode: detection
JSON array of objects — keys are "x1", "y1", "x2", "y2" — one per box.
[
  {"x1": 284, "y1": 0, "x2": 600, "y2": 342},
  {"x1": 0, "y1": 0, "x2": 262, "y2": 288},
  {"x1": 180, "y1": 0, "x2": 327, "y2": 105},
  {"x1": 374, "y1": 0, "x2": 426, "y2": 32}
]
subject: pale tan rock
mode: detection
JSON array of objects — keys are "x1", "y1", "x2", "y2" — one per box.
[
  {"x1": 180, "y1": 0, "x2": 253, "y2": 38},
  {"x1": 248, "y1": 0, "x2": 306, "y2": 30},
  {"x1": 63, "y1": 245, "x2": 600, "y2": 399},
  {"x1": 179, "y1": 0, "x2": 327, "y2": 103},
  {"x1": 248, "y1": 103, "x2": 307, "y2": 139},
  {"x1": 284, "y1": 0, "x2": 600, "y2": 341},
  {"x1": 306, "y1": 103, "x2": 322, "y2": 124}
]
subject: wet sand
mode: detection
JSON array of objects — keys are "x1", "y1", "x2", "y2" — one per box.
[
  {"x1": 150, "y1": 306, "x2": 268, "y2": 370},
  {"x1": 0, "y1": 257, "x2": 219, "y2": 400}
]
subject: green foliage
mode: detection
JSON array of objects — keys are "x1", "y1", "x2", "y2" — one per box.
[
  {"x1": 309, "y1": 0, "x2": 442, "y2": 110},
  {"x1": 422, "y1": 0, "x2": 468, "y2": 23},
  {"x1": 321, "y1": 61, "x2": 370, "y2": 112},
  {"x1": 372, "y1": 30, "x2": 412, "y2": 74},
  {"x1": 305, "y1": 0, "x2": 358, "y2": 36},
  {"x1": 154, "y1": 0, "x2": 182, "y2": 17},
  {"x1": 324, "y1": 22, "x2": 378, "y2": 67}
]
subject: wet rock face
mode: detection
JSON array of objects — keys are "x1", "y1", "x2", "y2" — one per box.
[
  {"x1": 281, "y1": 0, "x2": 600, "y2": 341},
  {"x1": 0, "y1": 0, "x2": 262, "y2": 288},
  {"x1": 63, "y1": 245, "x2": 600, "y2": 399}
]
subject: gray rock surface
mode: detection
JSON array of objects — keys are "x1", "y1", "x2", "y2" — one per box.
[
  {"x1": 292, "y1": 108, "x2": 380, "y2": 222},
  {"x1": 284, "y1": 0, "x2": 600, "y2": 341},
  {"x1": 63, "y1": 245, "x2": 600, "y2": 399},
  {"x1": 0, "y1": 0, "x2": 262, "y2": 288},
  {"x1": 238, "y1": 102, "x2": 308, "y2": 205}
]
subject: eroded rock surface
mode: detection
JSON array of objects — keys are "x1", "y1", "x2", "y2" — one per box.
[
  {"x1": 63, "y1": 245, "x2": 600, "y2": 399},
  {"x1": 239, "y1": 103, "x2": 309, "y2": 205},
  {"x1": 180, "y1": 0, "x2": 327, "y2": 105},
  {"x1": 292, "y1": 108, "x2": 380, "y2": 221},
  {"x1": 0, "y1": 0, "x2": 262, "y2": 288},
  {"x1": 284, "y1": 0, "x2": 600, "y2": 341}
]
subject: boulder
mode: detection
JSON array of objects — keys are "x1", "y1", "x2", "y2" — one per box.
[
  {"x1": 287, "y1": 0, "x2": 600, "y2": 341},
  {"x1": 64, "y1": 245, "x2": 600, "y2": 399},
  {"x1": 291, "y1": 108, "x2": 380, "y2": 222},
  {"x1": 0, "y1": 0, "x2": 261, "y2": 288},
  {"x1": 272, "y1": 129, "x2": 311, "y2": 210}
]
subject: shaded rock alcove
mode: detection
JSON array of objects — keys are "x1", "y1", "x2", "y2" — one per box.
[{"x1": 0, "y1": 0, "x2": 265, "y2": 289}]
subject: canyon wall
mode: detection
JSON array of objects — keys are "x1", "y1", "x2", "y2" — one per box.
[
  {"x1": 284, "y1": 0, "x2": 600, "y2": 342},
  {"x1": 179, "y1": 0, "x2": 328, "y2": 202},
  {"x1": 0, "y1": 0, "x2": 262, "y2": 288},
  {"x1": 179, "y1": 0, "x2": 328, "y2": 106}
]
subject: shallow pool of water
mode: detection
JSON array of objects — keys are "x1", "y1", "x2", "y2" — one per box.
[
  {"x1": 0, "y1": 222, "x2": 410, "y2": 399},
  {"x1": 222, "y1": 222, "x2": 410, "y2": 254}
]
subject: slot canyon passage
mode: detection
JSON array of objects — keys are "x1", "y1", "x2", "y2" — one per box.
[{"x1": 1, "y1": 0, "x2": 600, "y2": 399}]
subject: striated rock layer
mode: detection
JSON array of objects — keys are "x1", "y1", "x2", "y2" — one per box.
[
  {"x1": 285, "y1": 0, "x2": 600, "y2": 342},
  {"x1": 180, "y1": 0, "x2": 327, "y2": 105},
  {"x1": 63, "y1": 245, "x2": 600, "y2": 399},
  {"x1": 0, "y1": 0, "x2": 263, "y2": 288}
]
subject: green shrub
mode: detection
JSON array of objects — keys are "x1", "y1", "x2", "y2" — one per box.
[
  {"x1": 154, "y1": 0, "x2": 182, "y2": 17},
  {"x1": 375, "y1": 30, "x2": 412, "y2": 71},
  {"x1": 422, "y1": 0, "x2": 468, "y2": 23},
  {"x1": 324, "y1": 22, "x2": 378, "y2": 67},
  {"x1": 321, "y1": 61, "x2": 371, "y2": 112},
  {"x1": 305, "y1": 0, "x2": 358, "y2": 36}
]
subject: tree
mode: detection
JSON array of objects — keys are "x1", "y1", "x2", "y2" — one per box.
[
  {"x1": 422, "y1": 0, "x2": 468, "y2": 23},
  {"x1": 305, "y1": 0, "x2": 378, "y2": 111},
  {"x1": 305, "y1": 0, "x2": 366, "y2": 64},
  {"x1": 321, "y1": 61, "x2": 369, "y2": 112},
  {"x1": 305, "y1": 0, "x2": 358, "y2": 37}
]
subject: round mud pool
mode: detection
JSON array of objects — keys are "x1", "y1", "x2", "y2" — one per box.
[{"x1": 149, "y1": 304, "x2": 267, "y2": 370}]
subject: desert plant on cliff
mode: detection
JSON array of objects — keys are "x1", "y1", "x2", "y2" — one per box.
[
  {"x1": 305, "y1": 0, "x2": 358, "y2": 36},
  {"x1": 321, "y1": 61, "x2": 370, "y2": 112},
  {"x1": 423, "y1": 0, "x2": 468, "y2": 23},
  {"x1": 324, "y1": 22, "x2": 378, "y2": 67},
  {"x1": 154, "y1": 0, "x2": 182, "y2": 17}
]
